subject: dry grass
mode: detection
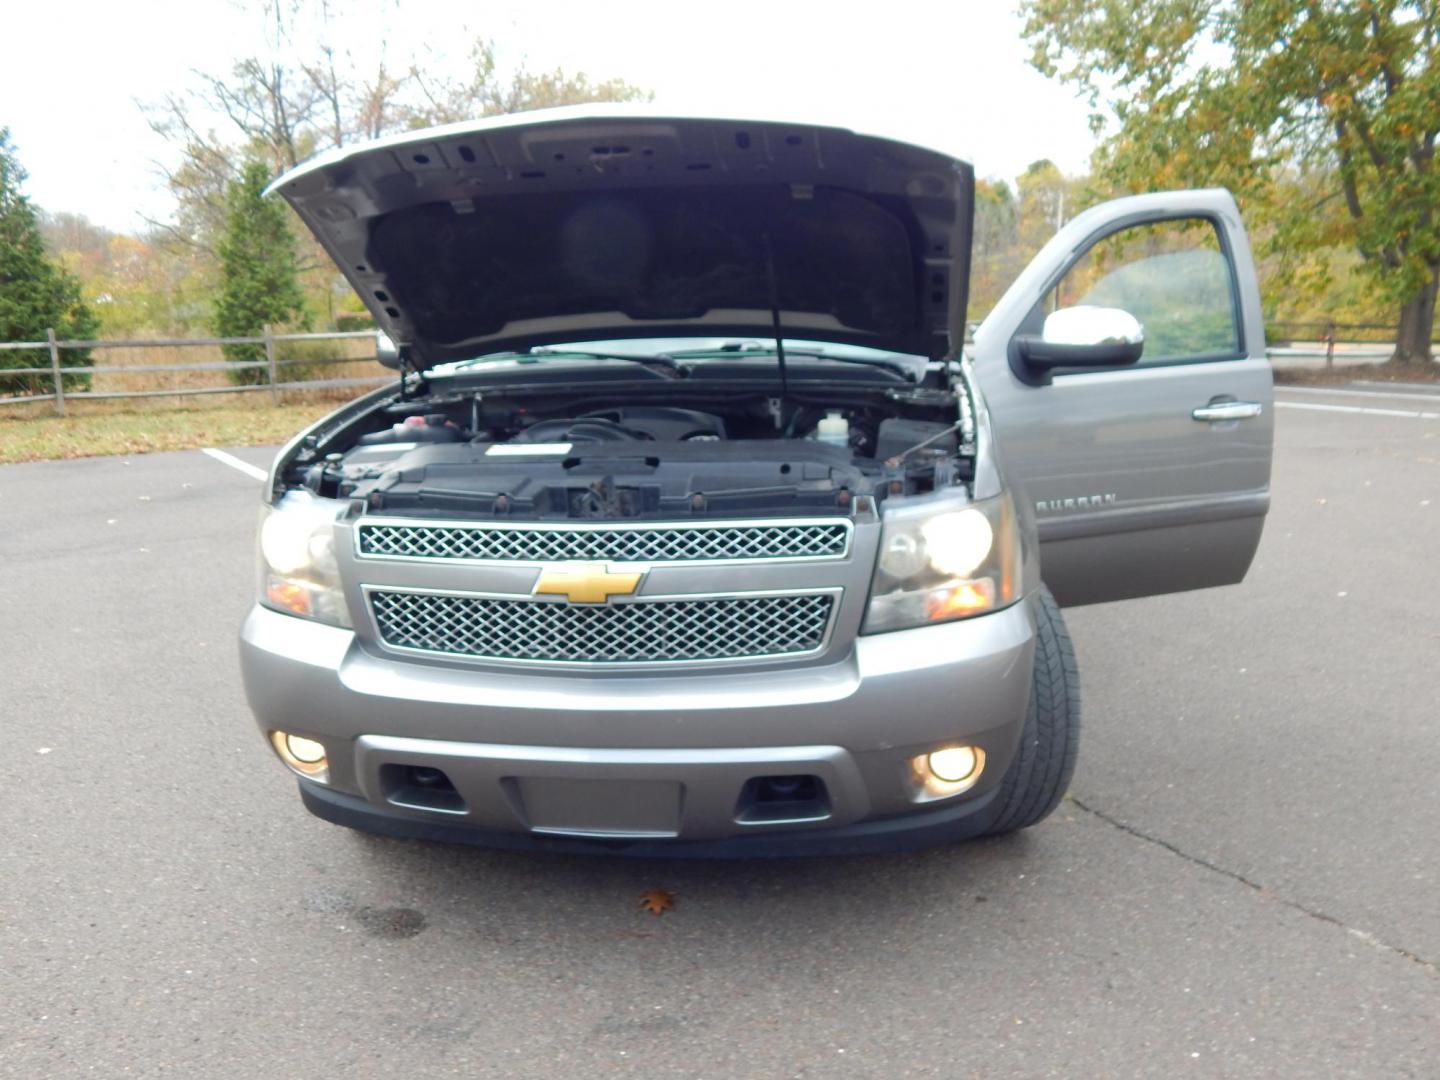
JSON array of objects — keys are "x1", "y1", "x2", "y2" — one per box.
[
  {"x1": 1, "y1": 335, "x2": 386, "y2": 464},
  {"x1": 74, "y1": 337, "x2": 377, "y2": 393},
  {"x1": 2, "y1": 336, "x2": 378, "y2": 397},
  {"x1": 1274, "y1": 358, "x2": 1440, "y2": 386},
  {"x1": 0, "y1": 396, "x2": 349, "y2": 464}
]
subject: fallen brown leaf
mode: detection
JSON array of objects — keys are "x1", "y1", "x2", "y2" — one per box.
[{"x1": 638, "y1": 888, "x2": 675, "y2": 916}]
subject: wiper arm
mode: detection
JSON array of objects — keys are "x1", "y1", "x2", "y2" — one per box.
[
  {"x1": 526, "y1": 348, "x2": 681, "y2": 374},
  {"x1": 802, "y1": 352, "x2": 916, "y2": 380},
  {"x1": 667, "y1": 347, "x2": 916, "y2": 381}
]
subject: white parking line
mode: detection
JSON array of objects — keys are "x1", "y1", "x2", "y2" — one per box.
[
  {"x1": 1275, "y1": 401, "x2": 1440, "y2": 420},
  {"x1": 1349, "y1": 380, "x2": 1440, "y2": 395},
  {"x1": 1276, "y1": 384, "x2": 1440, "y2": 405},
  {"x1": 201, "y1": 447, "x2": 268, "y2": 481}
]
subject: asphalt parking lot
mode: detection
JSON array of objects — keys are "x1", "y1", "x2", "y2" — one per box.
[{"x1": 2, "y1": 384, "x2": 1437, "y2": 1078}]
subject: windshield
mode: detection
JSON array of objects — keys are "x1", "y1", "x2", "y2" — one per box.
[{"x1": 433, "y1": 338, "x2": 924, "y2": 373}]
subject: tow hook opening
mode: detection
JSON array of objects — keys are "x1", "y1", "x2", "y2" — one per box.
[
  {"x1": 735, "y1": 774, "x2": 831, "y2": 825},
  {"x1": 382, "y1": 764, "x2": 467, "y2": 815}
]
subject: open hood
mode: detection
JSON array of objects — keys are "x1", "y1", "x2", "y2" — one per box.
[{"x1": 270, "y1": 107, "x2": 974, "y2": 369}]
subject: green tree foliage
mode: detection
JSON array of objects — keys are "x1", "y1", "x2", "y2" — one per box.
[
  {"x1": 971, "y1": 179, "x2": 1021, "y2": 319},
  {"x1": 1022, "y1": 0, "x2": 1440, "y2": 362},
  {"x1": 0, "y1": 129, "x2": 98, "y2": 396},
  {"x1": 969, "y1": 163, "x2": 1096, "y2": 322},
  {"x1": 39, "y1": 211, "x2": 215, "y2": 337},
  {"x1": 214, "y1": 159, "x2": 308, "y2": 383}
]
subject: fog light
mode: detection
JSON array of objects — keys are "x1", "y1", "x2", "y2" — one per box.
[
  {"x1": 284, "y1": 734, "x2": 326, "y2": 764},
  {"x1": 928, "y1": 745, "x2": 979, "y2": 783},
  {"x1": 910, "y1": 744, "x2": 986, "y2": 799},
  {"x1": 270, "y1": 730, "x2": 329, "y2": 781}
]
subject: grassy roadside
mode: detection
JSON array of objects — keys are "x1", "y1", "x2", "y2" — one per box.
[
  {"x1": 1273, "y1": 358, "x2": 1440, "y2": 386},
  {"x1": 0, "y1": 399, "x2": 340, "y2": 464}
]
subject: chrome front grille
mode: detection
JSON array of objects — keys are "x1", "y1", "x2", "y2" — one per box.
[
  {"x1": 368, "y1": 590, "x2": 838, "y2": 664},
  {"x1": 356, "y1": 519, "x2": 851, "y2": 564}
]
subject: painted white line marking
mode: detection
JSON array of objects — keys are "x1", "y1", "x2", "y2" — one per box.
[
  {"x1": 1349, "y1": 379, "x2": 1440, "y2": 393},
  {"x1": 1275, "y1": 401, "x2": 1440, "y2": 420},
  {"x1": 201, "y1": 447, "x2": 268, "y2": 481},
  {"x1": 1276, "y1": 385, "x2": 1440, "y2": 405}
]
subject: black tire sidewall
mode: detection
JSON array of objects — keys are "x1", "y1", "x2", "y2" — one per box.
[{"x1": 984, "y1": 585, "x2": 1082, "y2": 836}]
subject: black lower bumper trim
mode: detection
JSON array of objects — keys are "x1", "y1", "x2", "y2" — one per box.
[{"x1": 299, "y1": 781, "x2": 1002, "y2": 859}]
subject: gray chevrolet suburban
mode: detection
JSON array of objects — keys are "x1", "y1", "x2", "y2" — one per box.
[{"x1": 240, "y1": 108, "x2": 1273, "y2": 855}]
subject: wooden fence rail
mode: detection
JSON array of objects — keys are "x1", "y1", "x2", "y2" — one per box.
[{"x1": 0, "y1": 328, "x2": 387, "y2": 414}]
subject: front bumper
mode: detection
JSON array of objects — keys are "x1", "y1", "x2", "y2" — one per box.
[{"x1": 240, "y1": 598, "x2": 1037, "y2": 855}]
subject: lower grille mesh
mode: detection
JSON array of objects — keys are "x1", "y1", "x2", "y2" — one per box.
[{"x1": 369, "y1": 591, "x2": 836, "y2": 664}]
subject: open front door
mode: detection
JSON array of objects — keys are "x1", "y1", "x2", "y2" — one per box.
[{"x1": 972, "y1": 189, "x2": 1273, "y2": 607}]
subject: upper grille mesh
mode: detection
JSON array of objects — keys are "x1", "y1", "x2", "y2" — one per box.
[
  {"x1": 369, "y1": 591, "x2": 836, "y2": 664},
  {"x1": 356, "y1": 521, "x2": 850, "y2": 564}
]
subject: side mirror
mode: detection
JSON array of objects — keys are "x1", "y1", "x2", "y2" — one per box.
[
  {"x1": 1015, "y1": 306, "x2": 1145, "y2": 371},
  {"x1": 375, "y1": 330, "x2": 404, "y2": 370}
]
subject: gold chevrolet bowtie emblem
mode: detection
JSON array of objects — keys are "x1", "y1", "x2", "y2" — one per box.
[{"x1": 534, "y1": 562, "x2": 645, "y2": 605}]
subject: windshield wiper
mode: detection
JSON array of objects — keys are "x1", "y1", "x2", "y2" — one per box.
[
  {"x1": 525, "y1": 348, "x2": 681, "y2": 374},
  {"x1": 665, "y1": 347, "x2": 917, "y2": 381}
]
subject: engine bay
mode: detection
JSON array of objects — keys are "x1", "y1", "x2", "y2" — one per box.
[{"x1": 285, "y1": 365, "x2": 977, "y2": 520}]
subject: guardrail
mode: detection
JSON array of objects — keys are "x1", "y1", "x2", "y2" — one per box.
[
  {"x1": 1265, "y1": 321, "x2": 1395, "y2": 368},
  {"x1": 0, "y1": 327, "x2": 388, "y2": 416}
]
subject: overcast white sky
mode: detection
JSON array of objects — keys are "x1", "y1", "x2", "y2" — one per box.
[{"x1": 3, "y1": 0, "x2": 1098, "y2": 232}]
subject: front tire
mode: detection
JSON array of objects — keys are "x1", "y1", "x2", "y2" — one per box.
[{"x1": 985, "y1": 586, "x2": 1081, "y2": 836}]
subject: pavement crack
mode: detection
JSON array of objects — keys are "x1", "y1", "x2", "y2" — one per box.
[{"x1": 1069, "y1": 795, "x2": 1437, "y2": 977}]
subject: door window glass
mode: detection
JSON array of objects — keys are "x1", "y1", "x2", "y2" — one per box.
[{"x1": 1051, "y1": 218, "x2": 1241, "y2": 365}]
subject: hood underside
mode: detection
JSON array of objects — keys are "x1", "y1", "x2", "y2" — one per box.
[{"x1": 271, "y1": 108, "x2": 975, "y2": 368}]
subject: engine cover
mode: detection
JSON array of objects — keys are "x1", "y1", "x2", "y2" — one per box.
[{"x1": 344, "y1": 439, "x2": 872, "y2": 519}]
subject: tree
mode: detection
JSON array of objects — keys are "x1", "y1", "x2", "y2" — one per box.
[
  {"x1": 145, "y1": 2, "x2": 650, "y2": 255},
  {"x1": 140, "y1": 2, "x2": 648, "y2": 342},
  {"x1": 969, "y1": 164, "x2": 1097, "y2": 322},
  {"x1": 38, "y1": 215, "x2": 215, "y2": 338},
  {"x1": 214, "y1": 159, "x2": 308, "y2": 383},
  {"x1": 971, "y1": 179, "x2": 1021, "y2": 320},
  {"x1": 0, "y1": 129, "x2": 98, "y2": 396},
  {"x1": 1015, "y1": 160, "x2": 1095, "y2": 256},
  {"x1": 408, "y1": 40, "x2": 650, "y2": 126},
  {"x1": 1023, "y1": 0, "x2": 1440, "y2": 364}
]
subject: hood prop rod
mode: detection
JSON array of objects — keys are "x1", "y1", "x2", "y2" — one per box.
[
  {"x1": 762, "y1": 233, "x2": 790, "y2": 427},
  {"x1": 396, "y1": 349, "x2": 427, "y2": 403}
]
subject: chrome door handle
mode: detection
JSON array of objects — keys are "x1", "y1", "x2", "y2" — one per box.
[{"x1": 1192, "y1": 401, "x2": 1263, "y2": 422}]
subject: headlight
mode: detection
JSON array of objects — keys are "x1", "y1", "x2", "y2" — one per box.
[
  {"x1": 862, "y1": 492, "x2": 1021, "y2": 633},
  {"x1": 920, "y1": 510, "x2": 994, "y2": 576},
  {"x1": 257, "y1": 493, "x2": 352, "y2": 627}
]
